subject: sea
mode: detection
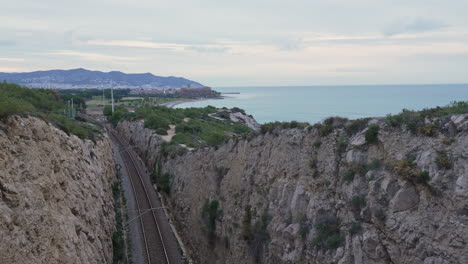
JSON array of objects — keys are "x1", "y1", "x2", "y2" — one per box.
[{"x1": 175, "y1": 84, "x2": 468, "y2": 124}]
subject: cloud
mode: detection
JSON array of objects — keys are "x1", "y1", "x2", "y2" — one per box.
[
  {"x1": 48, "y1": 50, "x2": 144, "y2": 62},
  {"x1": 0, "y1": 57, "x2": 24, "y2": 62},
  {"x1": 383, "y1": 18, "x2": 447, "y2": 36}
]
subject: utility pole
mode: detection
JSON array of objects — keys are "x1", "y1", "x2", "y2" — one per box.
[
  {"x1": 111, "y1": 81, "x2": 115, "y2": 113},
  {"x1": 71, "y1": 98, "x2": 74, "y2": 118},
  {"x1": 102, "y1": 85, "x2": 105, "y2": 106}
]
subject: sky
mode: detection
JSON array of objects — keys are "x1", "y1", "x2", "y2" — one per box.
[{"x1": 1, "y1": 0, "x2": 468, "y2": 86}]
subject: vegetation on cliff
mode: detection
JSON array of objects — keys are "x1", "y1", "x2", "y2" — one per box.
[
  {"x1": 0, "y1": 81, "x2": 100, "y2": 139},
  {"x1": 105, "y1": 105, "x2": 251, "y2": 147}
]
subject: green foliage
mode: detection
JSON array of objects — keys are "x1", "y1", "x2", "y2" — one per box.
[
  {"x1": 313, "y1": 140, "x2": 322, "y2": 148},
  {"x1": 435, "y1": 150, "x2": 452, "y2": 169},
  {"x1": 202, "y1": 200, "x2": 223, "y2": 245},
  {"x1": 420, "y1": 171, "x2": 430, "y2": 184},
  {"x1": 106, "y1": 105, "x2": 250, "y2": 147},
  {"x1": 313, "y1": 215, "x2": 344, "y2": 249},
  {"x1": 51, "y1": 114, "x2": 100, "y2": 140},
  {"x1": 365, "y1": 124, "x2": 380, "y2": 144},
  {"x1": 419, "y1": 124, "x2": 439, "y2": 136},
  {"x1": 337, "y1": 137, "x2": 348, "y2": 153},
  {"x1": 159, "y1": 141, "x2": 188, "y2": 158},
  {"x1": 342, "y1": 171, "x2": 355, "y2": 182},
  {"x1": 350, "y1": 195, "x2": 366, "y2": 213},
  {"x1": 260, "y1": 121, "x2": 309, "y2": 134},
  {"x1": 231, "y1": 107, "x2": 246, "y2": 114},
  {"x1": 348, "y1": 221, "x2": 361, "y2": 236},
  {"x1": 345, "y1": 118, "x2": 370, "y2": 135},
  {"x1": 385, "y1": 101, "x2": 468, "y2": 134},
  {"x1": 319, "y1": 123, "x2": 333, "y2": 136},
  {"x1": 144, "y1": 113, "x2": 170, "y2": 130},
  {"x1": 241, "y1": 205, "x2": 253, "y2": 241},
  {"x1": 299, "y1": 215, "x2": 311, "y2": 239},
  {"x1": 159, "y1": 173, "x2": 171, "y2": 194},
  {"x1": 155, "y1": 128, "x2": 168, "y2": 135}
]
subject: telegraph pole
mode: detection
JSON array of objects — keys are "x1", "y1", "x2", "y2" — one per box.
[{"x1": 111, "y1": 81, "x2": 115, "y2": 113}]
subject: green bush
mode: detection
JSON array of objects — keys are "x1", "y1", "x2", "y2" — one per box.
[
  {"x1": 155, "y1": 128, "x2": 168, "y2": 135},
  {"x1": 351, "y1": 195, "x2": 366, "y2": 213},
  {"x1": 202, "y1": 200, "x2": 223, "y2": 245},
  {"x1": 420, "y1": 171, "x2": 430, "y2": 184},
  {"x1": 144, "y1": 113, "x2": 170, "y2": 130},
  {"x1": 419, "y1": 124, "x2": 439, "y2": 136},
  {"x1": 313, "y1": 140, "x2": 322, "y2": 148},
  {"x1": 348, "y1": 221, "x2": 361, "y2": 236},
  {"x1": 337, "y1": 137, "x2": 348, "y2": 153},
  {"x1": 345, "y1": 118, "x2": 370, "y2": 135},
  {"x1": 313, "y1": 215, "x2": 344, "y2": 249},
  {"x1": 365, "y1": 124, "x2": 379, "y2": 144},
  {"x1": 205, "y1": 131, "x2": 228, "y2": 147},
  {"x1": 342, "y1": 171, "x2": 355, "y2": 182},
  {"x1": 435, "y1": 150, "x2": 452, "y2": 169},
  {"x1": 319, "y1": 124, "x2": 333, "y2": 136}
]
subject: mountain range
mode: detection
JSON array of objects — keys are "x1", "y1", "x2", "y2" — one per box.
[{"x1": 0, "y1": 68, "x2": 204, "y2": 89}]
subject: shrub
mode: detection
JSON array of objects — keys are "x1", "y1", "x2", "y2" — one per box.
[
  {"x1": 419, "y1": 124, "x2": 439, "y2": 136},
  {"x1": 155, "y1": 128, "x2": 168, "y2": 135},
  {"x1": 394, "y1": 157, "x2": 418, "y2": 178},
  {"x1": 202, "y1": 200, "x2": 223, "y2": 245},
  {"x1": 231, "y1": 107, "x2": 246, "y2": 114},
  {"x1": 345, "y1": 118, "x2": 370, "y2": 135},
  {"x1": 420, "y1": 171, "x2": 430, "y2": 184},
  {"x1": 348, "y1": 221, "x2": 361, "y2": 236},
  {"x1": 313, "y1": 140, "x2": 322, "y2": 148},
  {"x1": 299, "y1": 215, "x2": 310, "y2": 239},
  {"x1": 364, "y1": 159, "x2": 381, "y2": 171},
  {"x1": 313, "y1": 214, "x2": 344, "y2": 249},
  {"x1": 319, "y1": 124, "x2": 333, "y2": 136},
  {"x1": 144, "y1": 114, "x2": 170, "y2": 130},
  {"x1": 374, "y1": 208, "x2": 386, "y2": 221},
  {"x1": 160, "y1": 141, "x2": 188, "y2": 158},
  {"x1": 365, "y1": 124, "x2": 379, "y2": 144},
  {"x1": 435, "y1": 150, "x2": 452, "y2": 169},
  {"x1": 342, "y1": 171, "x2": 355, "y2": 182},
  {"x1": 337, "y1": 137, "x2": 348, "y2": 153},
  {"x1": 205, "y1": 131, "x2": 229, "y2": 147},
  {"x1": 351, "y1": 195, "x2": 366, "y2": 213},
  {"x1": 158, "y1": 173, "x2": 171, "y2": 194},
  {"x1": 241, "y1": 205, "x2": 253, "y2": 241}
]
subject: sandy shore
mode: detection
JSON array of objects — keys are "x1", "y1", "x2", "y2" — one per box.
[{"x1": 160, "y1": 97, "x2": 223, "y2": 108}]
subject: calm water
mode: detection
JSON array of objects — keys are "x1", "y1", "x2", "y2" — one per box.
[{"x1": 176, "y1": 85, "x2": 468, "y2": 124}]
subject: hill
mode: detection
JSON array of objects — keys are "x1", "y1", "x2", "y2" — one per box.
[{"x1": 0, "y1": 68, "x2": 204, "y2": 89}]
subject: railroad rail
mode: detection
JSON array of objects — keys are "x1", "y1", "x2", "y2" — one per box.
[
  {"x1": 109, "y1": 130, "x2": 172, "y2": 264},
  {"x1": 77, "y1": 113, "x2": 181, "y2": 263}
]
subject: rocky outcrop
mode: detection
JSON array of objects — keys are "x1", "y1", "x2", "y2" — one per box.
[
  {"x1": 117, "y1": 116, "x2": 468, "y2": 264},
  {"x1": 0, "y1": 116, "x2": 116, "y2": 264}
]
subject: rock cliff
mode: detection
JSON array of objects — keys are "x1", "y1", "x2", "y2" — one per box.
[
  {"x1": 116, "y1": 115, "x2": 468, "y2": 264},
  {"x1": 0, "y1": 116, "x2": 116, "y2": 264}
]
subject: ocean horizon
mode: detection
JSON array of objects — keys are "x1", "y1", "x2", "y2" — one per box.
[{"x1": 176, "y1": 84, "x2": 468, "y2": 124}]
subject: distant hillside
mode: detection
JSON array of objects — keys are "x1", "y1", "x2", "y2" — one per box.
[{"x1": 0, "y1": 68, "x2": 204, "y2": 89}]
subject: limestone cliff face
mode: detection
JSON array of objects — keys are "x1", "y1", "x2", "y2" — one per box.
[
  {"x1": 0, "y1": 116, "x2": 116, "y2": 264},
  {"x1": 117, "y1": 115, "x2": 468, "y2": 264}
]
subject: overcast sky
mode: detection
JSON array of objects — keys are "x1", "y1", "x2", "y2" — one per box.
[{"x1": 1, "y1": 0, "x2": 468, "y2": 86}]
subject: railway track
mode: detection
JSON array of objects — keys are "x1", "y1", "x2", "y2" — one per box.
[{"x1": 109, "y1": 129, "x2": 179, "y2": 264}]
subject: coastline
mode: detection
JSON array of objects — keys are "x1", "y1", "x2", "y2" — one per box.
[{"x1": 160, "y1": 97, "x2": 224, "y2": 108}]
